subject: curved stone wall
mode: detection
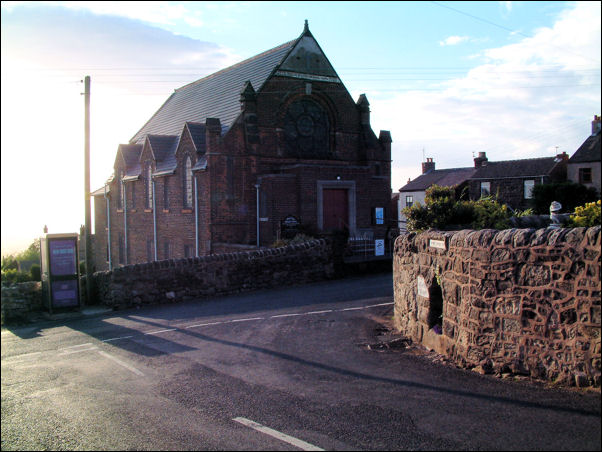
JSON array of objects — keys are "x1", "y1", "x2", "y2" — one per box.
[{"x1": 393, "y1": 227, "x2": 601, "y2": 387}]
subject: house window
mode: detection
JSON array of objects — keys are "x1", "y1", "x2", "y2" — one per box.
[
  {"x1": 480, "y1": 181, "x2": 491, "y2": 197},
  {"x1": 146, "y1": 165, "x2": 153, "y2": 209},
  {"x1": 118, "y1": 234, "x2": 124, "y2": 265},
  {"x1": 184, "y1": 244, "x2": 193, "y2": 258},
  {"x1": 579, "y1": 167, "x2": 592, "y2": 184},
  {"x1": 405, "y1": 195, "x2": 414, "y2": 208},
  {"x1": 146, "y1": 240, "x2": 153, "y2": 262},
  {"x1": 163, "y1": 178, "x2": 169, "y2": 210},
  {"x1": 118, "y1": 171, "x2": 124, "y2": 210},
  {"x1": 164, "y1": 240, "x2": 171, "y2": 260},
  {"x1": 524, "y1": 180, "x2": 535, "y2": 199},
  {"x1": 184, "y1": 156, "x2": 193, "y2": 208},
  {"x1": 130, "y1": 182, "x2": 136, "y2": 209}
]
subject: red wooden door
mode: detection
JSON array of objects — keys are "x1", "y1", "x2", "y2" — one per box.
[{"x1": 323, "y1": 189, "x2": 348, "y2": 230}]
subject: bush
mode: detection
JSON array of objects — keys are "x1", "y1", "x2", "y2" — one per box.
[
  {"x1": 403, "y1": 185, "x2": 511, "y2": 232},
  {"x1": 569, "y1": 200, "x2": 601, "y2": 227},
  {"x1": 531, "y1": 182, "x2": 598, "y2": 214},
  {"x1": 30, "y1": 264, "x2": 41, "y2": 281},
  {"x1": 1, "y1": 269, "x2": 34, "y2": 285}
]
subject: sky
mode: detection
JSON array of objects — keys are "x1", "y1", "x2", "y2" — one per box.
[{"x1": 1, "y1": 1, "x2": 600, "y2": 256}]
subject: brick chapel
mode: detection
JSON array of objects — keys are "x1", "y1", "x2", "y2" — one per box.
[{"x1": 92, "y1": 21, "x2": 392, "y2": 270}]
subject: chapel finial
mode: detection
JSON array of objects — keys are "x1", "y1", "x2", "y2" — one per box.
[{"x1": 304, "y1": 19, "x2": 309, "y2": 33}]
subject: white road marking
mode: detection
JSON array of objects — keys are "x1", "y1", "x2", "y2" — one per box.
[
  {"x1": 102, "y1": 335, "x2": 134, "y2": 342},
  {"x1": 97, "y1": 351, "x2": 144, "y2": 376},
  {"x1": 144, "y1": 328, "x2": 177, "y2": 335},
  {"x1": 2, "y1": 351, "x2": 42, "y2": 363},
  {"x1": 185, "y1": 321, "x2": 223, "y2": 329},
  {"x1": 340, "y1": 306, "x2": 365, "y2": 311},
  {"x1": 270, "y1": 313, "x2": 303, "y2": 318},
  {"x1": 304, "y1": 310, "x2": 332, "y2": 315},
  {"x1": 229, "y1": 317, "x2": 264, "y2": 323},
  {"x1": 59, "y1": 343, "x2": 94, "y2": 351},
  {"x1": 363, "y1": 302, "x2": 394, "y2": 308},
  {"x1": 233, "y1": 417, "x2": 324, "y2": 451},
  {"x1": 60, "y1": 346, "x2": 98, "y2": 355}
]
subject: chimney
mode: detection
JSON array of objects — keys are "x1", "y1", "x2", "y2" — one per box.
[
  {"x1": 555, "y1": 151, "x2": 569, "y2": 162},
  {"x1": 422, "y1": 158, "x2": 435, "y2": 174},
  {"x1": 474, "y1": 151, "x2": 488, "y2": 168},
  {"x1": 592, "y1": 115, "x2": 601, "y2": 135}
]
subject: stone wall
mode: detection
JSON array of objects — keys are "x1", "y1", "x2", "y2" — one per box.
[
  {"x1": 93, "y1": 239, "x2": 334, "y2": 309},
  {"x1": 1, "y1": 282, "x2": 42, "y2": 325},
  {"x1": 393, "y1": 227, "x2": 601, "y2": 387}
]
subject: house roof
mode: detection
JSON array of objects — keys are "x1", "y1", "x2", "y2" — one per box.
[
  {"x1": 116, "y1": 144, "x2": 143, "y2": 179},
  {"x1": 400, "y1": 167, "x2": 476, "y2": 192},
  {"x1": 470, "y1": 156, "x2": 560, "y2": 180},
  {"x1": 568, "y1": 132, "x2": 601, "y2": 164},
  {"x1": 129, "y1": 40, "x2": 296, "y2": 144}
]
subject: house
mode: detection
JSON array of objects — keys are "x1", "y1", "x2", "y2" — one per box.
[
  {"x1": 92, "y1": 21, "x2": 392, "y2": 270},
  {"x1": 567, "y1": 115, "x2": 601, "y2": 195},
  {"x1": 398, "y1": 152, "x2": 568, "y2": 230},
  {"x1": 398, "y1": 159, "x2": 476, "y2": 231}
]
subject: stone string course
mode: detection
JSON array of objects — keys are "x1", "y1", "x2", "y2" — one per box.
[
  {"x1": 393, "y1": 226, "x2": 601, "y2": 387},
  {"x1": 93, "y1": 239, "x2": 334, "y2": 309}
]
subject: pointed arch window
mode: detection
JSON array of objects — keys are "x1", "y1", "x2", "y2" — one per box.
[
  {"x1": 184, "y1": 156, "x2": 193, "y2": 208},
  {"x1": 146, "y1": 164, "x2": 153, "y2": 209},
  {"x1": 118, "y1": 170, "x2": 124, "y2": 210}
]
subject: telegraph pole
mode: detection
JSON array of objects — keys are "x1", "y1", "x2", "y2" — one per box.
[{"x1": 84, "y1": 76, "x2": 92, "y2": 307}]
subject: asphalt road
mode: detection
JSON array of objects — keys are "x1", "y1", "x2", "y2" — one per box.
[{"x1": 1, "y1": 272, "x2": 600, "y2": 450}]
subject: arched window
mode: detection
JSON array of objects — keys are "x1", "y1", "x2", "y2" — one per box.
[
  {"x1": 184, "y1": 156, "x2": 193, "y2": 208},
  {"x1": 283, "y1": 98, "x2": 330, "y2": 159},
  {"x1": 147, "y1": 165, "x2": 153, "y2": 209},
  {"x1": 118, "y1": 171, "x2": 124, "y2": 210}
]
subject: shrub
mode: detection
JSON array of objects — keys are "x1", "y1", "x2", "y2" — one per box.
[
  {"x1": 30, "y1": 264, "x2": 41, "y2": 281},
  {"x1": 531, "y1": 182, "x2": 598, "y2": 214},
  {"x1": 403, "y1": 186, "x2": 511, "y2": 232},
  {"x1": 1, "y1": 269, "x2": 33, "y2": 285},
  {"x1": 569, "y1": 200, "x2": 601, "y2": 227}
]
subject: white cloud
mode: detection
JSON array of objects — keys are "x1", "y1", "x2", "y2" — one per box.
[
  {"x1": 372, "y1": 1, "x2": 601, "y2": 192},
  {"x1": 439, "y1": 35, "x2": 470, "y2": 46}
]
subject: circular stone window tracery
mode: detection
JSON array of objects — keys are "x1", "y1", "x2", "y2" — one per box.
[{"x1": 283, "y1": 99, "x2": 330, "y2": 159}]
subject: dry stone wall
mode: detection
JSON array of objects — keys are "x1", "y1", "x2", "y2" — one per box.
[
  {"x1": 93, "y1": 239, "x2": 334, "y2": 309},
  {"x1": 393, "y1": 227, "x2": 601, "y2": 387}
]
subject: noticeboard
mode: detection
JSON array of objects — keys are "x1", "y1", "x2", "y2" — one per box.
[{"x1": 41, "y1": 234, "x2": 80, "y2": 312}]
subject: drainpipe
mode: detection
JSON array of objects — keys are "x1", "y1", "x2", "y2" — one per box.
[
  {"x1": 123, "y1": 180, "x2": 128, "y2": 265},
  {"x1": 152, "y1": 178, "x2": 157, "y2": 261},
  {"x1": 195, "y1": 175, "x2": 199, "y2": 257},
  {"x1": 255, "y1": 183, "x2": 261, "y2": 248},
  {"x1": 104, "y1": 184, "x2": 112, "y2": 270}
]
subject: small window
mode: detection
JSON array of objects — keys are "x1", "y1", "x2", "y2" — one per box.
[
  {"x1": 147, "y1": 165, "x2": 153, "y2": 209},
  {"x1": 405, "y1": 195, "x2": 414, "y2": 208},
  {"x1": 130, "y1": 182, "x2": 136, "y2": 209},
  {"x1": 184, "y1": 245, "x2": 193, "y2": 258},
  {"x1": 524, "y1": 180, "x2": 535, "y2": 199},
  {"x1": 579, "y1": 167, "x2": 592, "y2": 184},
  {"x1": 146, "y1": 240, "x2": 153, "y2": 262},
  {"x1": 164, "y1": 240, "x2": 171, "y2": 260},
  {"x1": 184, "y1": 156, "x2": 193, "y2": 208},
  {"x1": 480, "y1": 181, "x2": 491, "y2": 197},
  {"x1": 118, "y1": 234, "x2": 125, "y2": 265},
  {"x1": 118, "y1": 171, "x2": 124, "y2": 210},
  {"x1": 163, "y1": 178, "x2": 169, "y2": 210}
]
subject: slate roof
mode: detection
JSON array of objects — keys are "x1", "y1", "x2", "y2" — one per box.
[
  {"x1": 400, "y1": 167, "x2": 476, "y2": 192},
  {"x1": 129, "y1": 39, "x2": 296, "y2": 144},
  {"x1": 147, "y1": 135, "x2": 179, "y2": 175},
  {"x1": 470, "y1": 157, "x2": 560, "y2": 180},
  {"x1": 185, "y1": 122, "x2": 207, "y2": 153},
  {"x1": 568, "y1": 132, "x2": 601, "y2": 164},
  {"x1": 116, "y1": 144, "x2": 143, "y2": 179}
]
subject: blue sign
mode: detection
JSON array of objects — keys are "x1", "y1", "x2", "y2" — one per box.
[{"x1": 49, "y1": 239, "x2": 77, "y2": 276}]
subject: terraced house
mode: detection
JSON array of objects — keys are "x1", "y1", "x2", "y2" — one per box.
[{"x1": 92, "y1": 22, "x2": 392, "y2": 270}]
